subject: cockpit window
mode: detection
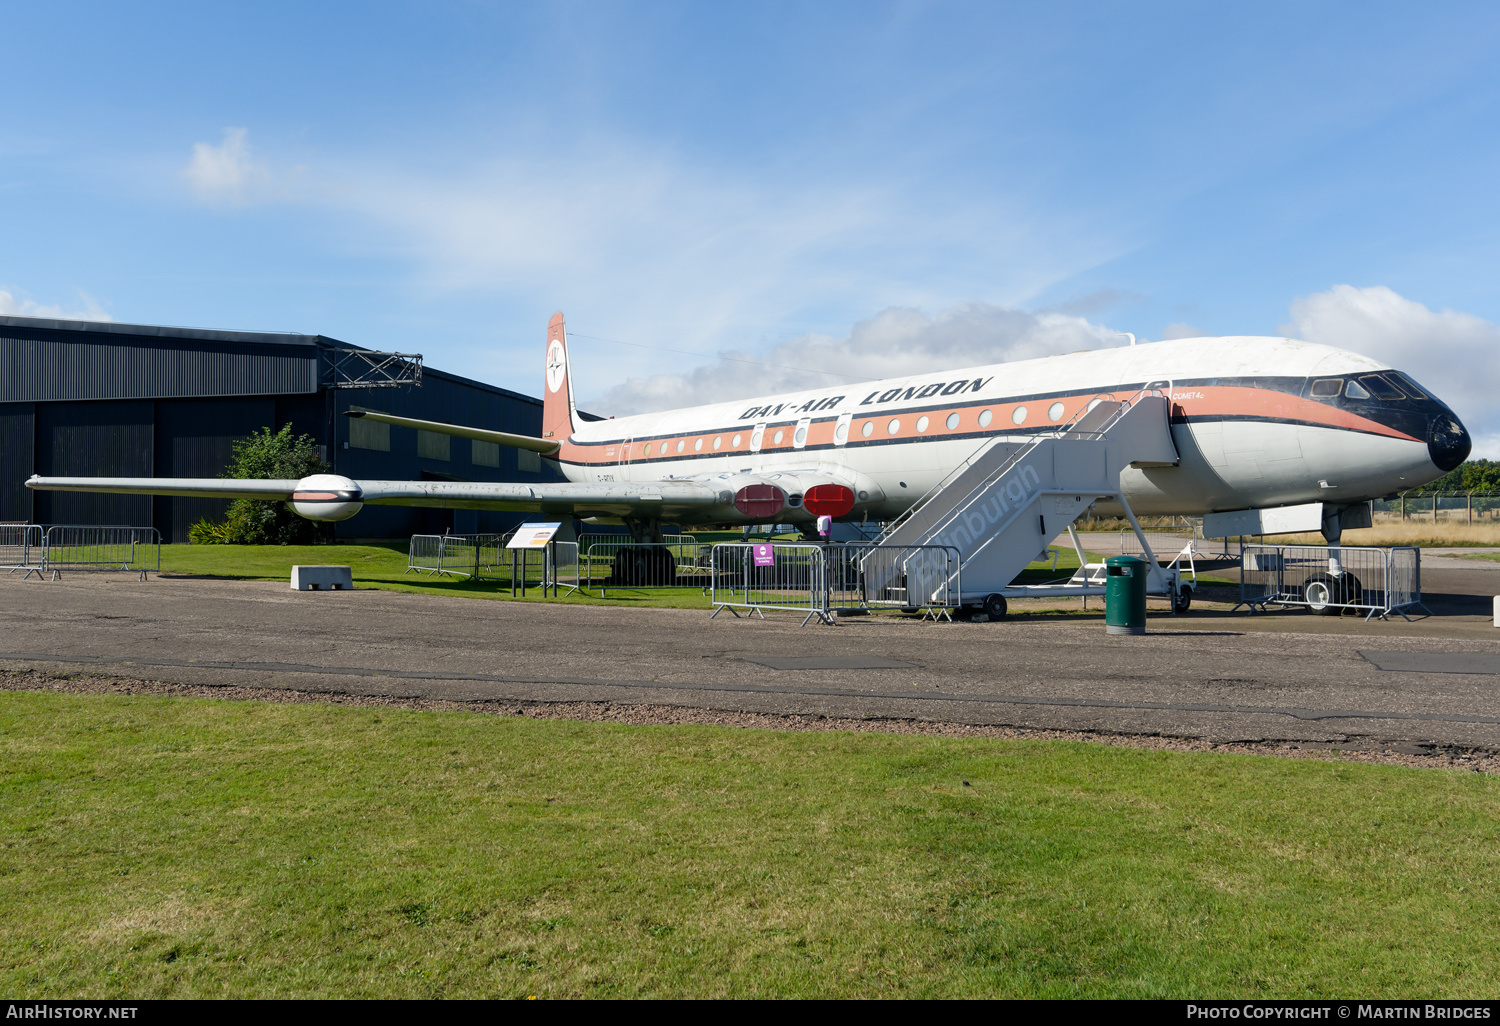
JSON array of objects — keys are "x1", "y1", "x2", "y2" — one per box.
[
  {"x1": 1392, "y1": 372, "x2": 1428, "y2": 399},
  {"x1": 1310, "y1": 378, "x2": 1343, "y2": 398},
  {"x1": 1344, "y1": 379, "x2": 1371, "y2": 400},
  {"x1": 1359, "y1": 374, "x2": 1405, "y2": 399}
]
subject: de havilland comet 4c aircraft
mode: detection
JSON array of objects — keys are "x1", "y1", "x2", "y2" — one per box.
[{"x1": 27, "y1": 312, "x2": 1472, "y2": 553}]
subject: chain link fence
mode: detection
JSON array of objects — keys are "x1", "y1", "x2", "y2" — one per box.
[{"x1": 1372, "y1": 493, "x2": 1500, "y2": 524}]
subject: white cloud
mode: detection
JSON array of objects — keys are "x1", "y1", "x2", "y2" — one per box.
[
  {"x1": 0, "y1": 289, "x2": 112, "y2": 321},
  {"x1": 587, "y1": 302, "x2": 1121, "y2": 415},
  {"x1": 182, "y1": 127, "x2": 273, "y2": 205},
  {"x1": 1283, "y1": 284, "x2": 1500, "y2": 457},
  {"x1": 212, "y1": 132, "x2": 1126, "y2": 378}
]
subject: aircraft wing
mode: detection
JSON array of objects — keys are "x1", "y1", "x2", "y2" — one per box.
[
  {"x1": 25, "y1": 475, "x2": 728, "y2": 518},
  {"x1": 356, "y1": 479, "x2": 725, "y2": 516},
  {"x1": 344, "y1": 411, "x2": 560, "y2": 455},
  {"x1": 24, "y1": 477, "x2": 303, "y2": 500}
]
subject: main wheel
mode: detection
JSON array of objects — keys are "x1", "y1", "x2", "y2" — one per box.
[
  {"x1": 650, "y1": 547, "x2": 677, "y2": 586},
  {"x1": 983, "y1": 593, "x2": 1008, "y2": 621},
  {"x1": 611, "y1": 547, "x2": 639, "y2": 585},
  {"x1": 1173, "y1": 585, "x2": 1193, "y2": 614}
]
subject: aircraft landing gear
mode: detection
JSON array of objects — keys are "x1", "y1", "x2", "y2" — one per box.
[
  {"x1": 1302, "y1": 572, "x2": 1362, "y2": 615},
  {"x1": 611, "y1": 546, "x2": 677, "y2": 586}
]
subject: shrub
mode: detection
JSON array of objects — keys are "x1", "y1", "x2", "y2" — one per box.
[{"x1": 191, "y1": 425, "x2": 330, "y2": 545}]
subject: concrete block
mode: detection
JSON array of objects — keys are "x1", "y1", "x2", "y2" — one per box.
[{"x1": 291, "y1": 565, "x2": 353, "y2": 591}]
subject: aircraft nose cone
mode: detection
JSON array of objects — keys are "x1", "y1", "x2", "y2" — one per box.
[{"x1": 1428, "y1": 413, "x2": 1471, "y2": 473}]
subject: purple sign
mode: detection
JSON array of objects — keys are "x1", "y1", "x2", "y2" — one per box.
[{"x1": 753, "y1": 543, "x2": 775, "y2": 567}]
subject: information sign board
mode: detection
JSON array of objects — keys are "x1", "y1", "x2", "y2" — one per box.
[{"x1": 507, "y1": 523, "x2": 562, "y2": 549}]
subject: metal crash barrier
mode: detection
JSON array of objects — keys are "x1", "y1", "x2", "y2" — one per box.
[
  {"x1": 0, "y1": 524, "x2": 45, "y2": 578},
  {"x1": 710, "y1": 543, "x2": 830, "y2": 625},
  {"x1": 42, "y1": 526, "x2": 161, "y2": 581},
  {"x1": 407, "y1": 533, "x2": 505, "y2": 578},
  {"x1": 579, "y1": 536, "x2": 711, "y2": 595},
  {"x1": 406, "y1": 533, "x2": 579, "y2": 595},
  {"x1": 1237, "y1": 544, "x2": 1426, "y2": 620},
  {"x1": 825, "y1": 543, "x2": 962, "y2": 619}
]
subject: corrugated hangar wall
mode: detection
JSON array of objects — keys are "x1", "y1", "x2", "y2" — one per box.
[{"x1": 0, "y1": 315, "x2": 559, "y2": 542}]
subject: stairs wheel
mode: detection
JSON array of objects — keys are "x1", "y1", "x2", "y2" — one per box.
[
  {"x1": 1173, "y1": 585, "x2": 1192, "y2": 614},
  {"x1": 983, "y1": 594, "x2": 1008, "y2": 621}
]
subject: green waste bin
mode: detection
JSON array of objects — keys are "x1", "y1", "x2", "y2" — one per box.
[{"x1": 1104, "y1": 556, "x2": 1148, "y2": 636}]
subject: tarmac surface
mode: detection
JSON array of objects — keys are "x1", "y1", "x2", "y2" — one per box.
[{"x1": 4, "y1": 551, "x2": 1500, "y2": 753}]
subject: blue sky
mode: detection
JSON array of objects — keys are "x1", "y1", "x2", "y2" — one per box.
[{"x1": 4, "y1": 2, "x2": 1499, "y2": 446}]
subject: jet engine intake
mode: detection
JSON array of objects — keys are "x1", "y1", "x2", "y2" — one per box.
[
  {"x1": 734, "y1": 483, "x2": 786, "y2": 519},
  {"x1": 803, "y1": 483, "x2": 855, "y2": 517}
]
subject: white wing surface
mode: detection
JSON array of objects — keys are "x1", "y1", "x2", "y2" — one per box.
[{"x1": 25, "y1": 475, "x2": 726, "y2": 518}]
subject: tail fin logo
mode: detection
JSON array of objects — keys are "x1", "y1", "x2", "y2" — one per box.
[{"x1": 546, "y1": 340, "x2": 566, "y2": 393}]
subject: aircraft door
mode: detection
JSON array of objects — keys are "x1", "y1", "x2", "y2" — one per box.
[
  {"x1": 619, "y1": 438, "x2": 633, "y2": 465},
  {"x1": 750, "y1": 423, "x2": 766, "y2": 453},
  {"x1": 792, "y1": 417, "x2": 812, "y2": 449},
  {"x1": 833, "y1": 412, "x2": 852, "y2": 446}
]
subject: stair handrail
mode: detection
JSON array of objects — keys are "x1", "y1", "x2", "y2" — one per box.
[{"x1": 874, "y1": 386, "x2": 1158, "y2": 547}]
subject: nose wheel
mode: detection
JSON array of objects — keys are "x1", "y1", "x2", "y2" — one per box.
[{"x1": 1302, "y1": 572, "x2": 1363, "y2": 615}]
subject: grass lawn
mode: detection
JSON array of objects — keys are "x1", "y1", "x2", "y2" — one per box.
[
  {"x1": 154, "y1": 542, "x2": 1232, "y2": 609},
  {"x1": 2, "y1": 690, "x2": 1498, "y2": 998},
  {"x1": 158, "y1": 543, "x2": 719, "y2": 609}
]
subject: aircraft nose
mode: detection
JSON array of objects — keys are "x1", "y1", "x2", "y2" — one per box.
[{"x1": 1428, "y1": 412, "x2": 1471, "y2": 473}]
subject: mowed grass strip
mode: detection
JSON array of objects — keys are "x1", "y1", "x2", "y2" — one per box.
[
  {"x1": 158, "y1": 543, "x2": 719, "y2": 608},
  {"x1": 3, "y1": 691, "x2": 1497, "y2": 998},
  {"x1": 158, "y1": 543, "x2": 1195, "y2": 609}
]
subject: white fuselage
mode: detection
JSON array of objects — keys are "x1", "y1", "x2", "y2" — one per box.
[{"x1": 549, "y1": 336, "x2": 1459, "y2": 524}]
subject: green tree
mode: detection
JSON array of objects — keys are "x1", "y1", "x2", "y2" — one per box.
[
  {"x1": 190, "y1": 424, "x2": 330, "y2": 544},
  {"x1": 1406, "y1": 459, "x2": 1500, "y2": 495}
]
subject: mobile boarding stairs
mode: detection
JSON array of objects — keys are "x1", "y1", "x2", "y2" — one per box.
[{"x1": 865, "y1": 390, "x2": 1190, "y2": 618}]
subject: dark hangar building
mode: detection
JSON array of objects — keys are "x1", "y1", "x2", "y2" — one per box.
[{"x1": 0, "y1": 314, "x2": 560, "y2": 541}]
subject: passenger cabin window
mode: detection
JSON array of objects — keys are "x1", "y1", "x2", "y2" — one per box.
[
  {"x1": 1344, "y1": 379, "x2": 1371, "y2": 400},
  {"x1": 1360, "y1": 374, "x2": 1405, "y2": 400},
  {"x1": 1310, "y1": 379, "x2": 1343, "y2": 398}
]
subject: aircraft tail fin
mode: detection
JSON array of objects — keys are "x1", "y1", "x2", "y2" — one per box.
[{"x1": 543, "y1": 312, "x2": 578, "y2": 443}]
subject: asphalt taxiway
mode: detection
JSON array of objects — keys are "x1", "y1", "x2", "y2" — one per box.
[{"x1": 4, "y1": 553, "x2": 1500, "y2": 751}]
